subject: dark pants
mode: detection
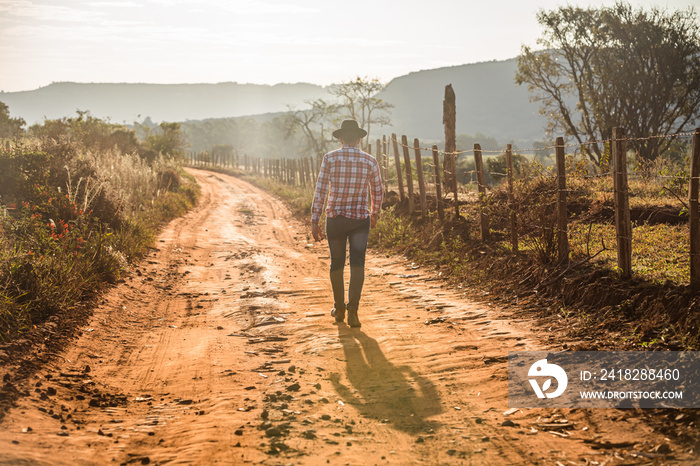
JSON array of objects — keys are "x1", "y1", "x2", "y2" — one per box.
[{"x1": 325, "y1": 215, "x2": 370, "y2": 312}]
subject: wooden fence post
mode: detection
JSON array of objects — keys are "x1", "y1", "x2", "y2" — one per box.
[
  {"x1": 300, "y1": 158, "x2": 306, "y2": 184},
  {"x1": 304, "y1": 158, "x2": 311, "y2": 186},
  {"x1": 473, "y1": 143, "x2": 489, "y2": 240},
  {"x1": 298, "y1": 159, "x2": 303, "y2": 186},
  {"x1": 506, "y1": 144, "x2": 518, "y2": 252},
  {"x1": 294, "y1": 158, "x2": 300, "y2": 184},
  {"x1": 392, "y1": 133, "x2": 405, "y2": 202},
  {"x1": 556, "y1": 137, "x2": 569, "y2": 264},
  {"x1": 613, "y1": 127, "x2": 632, "y2": 278},
  {"x1": 401, "y1": 135, "x2": 415, "y2": 213},
  {"x1": 443, "y1": 84, "x2": 457, "y2": 217},
  {"x1": 414, "y1": 139, "x2": 428, "y2": 218},
  {"x1": 452, "y1": 150, "x2": 459, "y2": 218},
  {"x1": 381, "y1": 136, "x2": 387, "y2": 181},
  {"x1": 690, "y1": 128, "x2": 700, "y2": 286},
  {"x1": 376, "y1": 138, "x2": 387, "y2": 193},
  {"x1": 374, "y1": 138, "x2": 380, "y2": 165},
  {"x1": 381, "y1": 137, "x2": 389, "y2": 193},
  {"x1": 432, "y1": 145, "x2": 445, "y2": 222}
]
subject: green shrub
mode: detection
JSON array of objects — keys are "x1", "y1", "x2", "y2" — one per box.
[{"x1": 0, "y1": 135, "x2": 198, "y2": 342}]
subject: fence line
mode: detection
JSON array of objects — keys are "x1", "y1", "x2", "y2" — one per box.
[
  {"x1": 388, "y1": 131, "x2": 696, "y2": 156},
  {"x1": 181, "y1": 119, "x2": 700, "y2": 287}
]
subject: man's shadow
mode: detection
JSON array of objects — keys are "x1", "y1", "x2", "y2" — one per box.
[{"x1": 330, "y1": 324, "x2": 443, "y2": 434}]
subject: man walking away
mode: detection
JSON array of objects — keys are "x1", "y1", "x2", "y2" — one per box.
[{"x1": 311, "y1": 119, "x2": 383, "y2": 328}]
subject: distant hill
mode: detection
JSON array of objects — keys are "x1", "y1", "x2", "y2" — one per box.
[
  {"x1": 1, "y1": 58, "x2": 549, "y2": 145},
  {"x1": 378, "y1": 58, "x2": 548, "y2": 146},
  {"x1": 0, "y1": 82, "x2": 330, "y2": 125}
]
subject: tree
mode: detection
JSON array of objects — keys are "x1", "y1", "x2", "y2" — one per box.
[
  {"x1": 0, "y1": 101, "x2": 25, "y2": 138},
  {"x1": 329, "y1": 76, "x2": 393, "y2": 144},
  {"x1": 286, "y1": 77, "x2": 393, "y2": 156},
  {"x1": 29, "y1": 110, "x2": 141, "y2": 154},
  {"x1": 70, "y1": 110, "x2": 116, "y2": 151},
  {"x1": 516, "y1": 2, "x2": 700, "y2": 164},
  {"x1": 487, "y1": 152, "x2": 527, "y2": 183},
  {"x1": 109, "y1": 129, "x2": 142, "y2": 155},
  {"x1": 285, "y1": 99, "x2": 338, "y2": 157},
  {"x1": 145, "y1": 122, "x2": 187, "y2": 159}
]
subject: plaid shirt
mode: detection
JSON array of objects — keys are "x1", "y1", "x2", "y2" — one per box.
[{"x1": 311, "y1": 145, "x2": 383, "y2": 223}]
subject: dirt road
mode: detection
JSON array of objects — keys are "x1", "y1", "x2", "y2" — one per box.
[{"x1": 0, "y1": 169, "x2": 695, "y2": 465}]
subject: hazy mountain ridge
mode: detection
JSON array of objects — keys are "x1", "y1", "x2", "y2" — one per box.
[
  {"x1": 378, "y1": 58, "x2": 547, "y2": 145},
  {"x1": 1, "y1": 81, "x2": 330, "y2": 125},
  {"x1": 1, "y1": 58, "x2": 548, "y2": 145}
]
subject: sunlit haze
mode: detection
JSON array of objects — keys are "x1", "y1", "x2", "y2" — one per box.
[{"x1": 0, "y1": 0, "x2": 697, "y2": 92}]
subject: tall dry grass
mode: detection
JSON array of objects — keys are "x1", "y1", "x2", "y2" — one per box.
[{"x1": 0, "y1": 137, "x2": 198, "y2": 342}]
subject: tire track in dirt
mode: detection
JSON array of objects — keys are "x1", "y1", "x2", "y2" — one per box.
[{"x1": 0, "y1": 169, "x2": 695, "y2": 465}]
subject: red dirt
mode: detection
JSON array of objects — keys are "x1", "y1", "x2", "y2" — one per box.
[{"x1": 0, "y1": 169, "x2": 696, "y2": 465}]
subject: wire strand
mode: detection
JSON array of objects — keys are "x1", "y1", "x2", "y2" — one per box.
[{"x1": 382, "y1": 131, "x2": 697, "y2": 157}]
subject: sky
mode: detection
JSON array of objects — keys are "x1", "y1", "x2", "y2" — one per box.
[{"x1": 0, "y1": 0, "x2": 698, "y2": 92}]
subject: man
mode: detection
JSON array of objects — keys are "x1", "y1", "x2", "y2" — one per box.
[{"x1": 311, "y1": 119, "x2": 383, "y2": 328}]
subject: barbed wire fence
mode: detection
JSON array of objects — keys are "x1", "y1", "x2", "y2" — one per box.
[{"x1": 182, "y1": 99, "x2": 700, "y2": 286}]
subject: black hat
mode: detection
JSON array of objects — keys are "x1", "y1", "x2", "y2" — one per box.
[{"x1": 332, "y1": 119, "x2": 368, "y2": 140}]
